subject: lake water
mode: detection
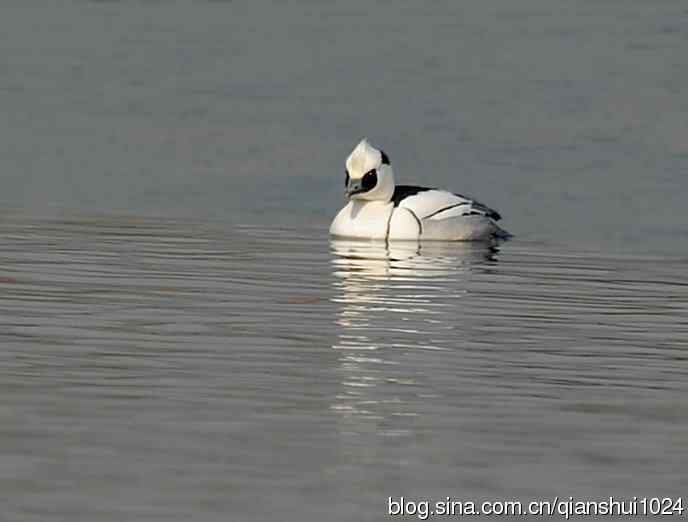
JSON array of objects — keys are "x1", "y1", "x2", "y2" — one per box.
[{"x1": 1, "y1": 2, "x2": 687, "y2": 521}]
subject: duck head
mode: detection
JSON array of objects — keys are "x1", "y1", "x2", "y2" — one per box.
[{"x1": 344, "y1": 139, "x2": 395, "y2": 202}]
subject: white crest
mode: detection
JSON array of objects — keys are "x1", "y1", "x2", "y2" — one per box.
[{"x1": 346, "y1": 138, "x2": 382, "y2": 179}]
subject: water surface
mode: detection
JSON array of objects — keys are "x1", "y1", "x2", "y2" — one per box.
[{"x1": 1, "y1": 218, "x2": 687, "y2": 521}]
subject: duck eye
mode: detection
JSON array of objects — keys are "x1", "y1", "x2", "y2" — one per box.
[
  {"x1": 361, "y1": 169, "x2": 377, "y2": 191},
  {"x1": 345, "y1": 171, "x2": 350, "y2": 187}
]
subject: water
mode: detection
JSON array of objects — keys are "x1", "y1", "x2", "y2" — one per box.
[
  {"x1": 1, "y1": 219, "x2": 687, "y2": 520},
  {"x1": 1, "y1": 1, "x2": 688, "y2": 521}
]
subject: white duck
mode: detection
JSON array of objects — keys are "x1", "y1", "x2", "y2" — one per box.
[{"x1": 330, "y1": 139, "x2": 508, "y2": 241}]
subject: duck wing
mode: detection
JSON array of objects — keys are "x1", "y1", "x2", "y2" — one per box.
[{"x1": 393, "y1": 186, "x2": 501, "y2": 221}]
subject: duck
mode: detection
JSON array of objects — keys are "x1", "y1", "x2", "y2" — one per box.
[{"x1": 329, "y1": 139, "x2": 509, "y2": 241}]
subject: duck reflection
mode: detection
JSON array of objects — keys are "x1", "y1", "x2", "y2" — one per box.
[{"x1": 330, "y1": 239, "x2": 499, "y2": 436}]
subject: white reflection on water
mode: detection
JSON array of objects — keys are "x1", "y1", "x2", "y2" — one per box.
[{"x1": 329, "y1": 239, "x2": 500, "y2": 434}]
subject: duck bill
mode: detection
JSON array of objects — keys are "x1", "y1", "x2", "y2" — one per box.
[{"x1": 346, "y1": 179, "x2": 366, "y2": 197}]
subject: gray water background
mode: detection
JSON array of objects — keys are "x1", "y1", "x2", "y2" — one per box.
[{"x1": 1, "y1": 1, "x2": 687, "y2": 521}]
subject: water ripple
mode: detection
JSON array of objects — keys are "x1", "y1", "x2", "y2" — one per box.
[{"x1": 1, "y1": 217, "x2": 688, "y2": 520}]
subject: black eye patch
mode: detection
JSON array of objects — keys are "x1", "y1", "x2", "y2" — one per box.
[
  {"x1": 361, "y1": 169, "x2": 377, "y2": 191},
  {"x1": 345, "y1": 170, "x2": 350, "y2": 187}
]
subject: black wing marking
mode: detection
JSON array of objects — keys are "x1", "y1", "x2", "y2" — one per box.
[
  {"x1": 391, "y1": 185, "x2": 435, "y2": 207},
  {"x1": 423, "y1": 203, "x2": 470, "y2": 220},
  {"x1": 454, "y1": 194, "x2": 502, "y2": 221},
  {"x1": 424, "y1": 200, "x2": 501, "y2": 221}
]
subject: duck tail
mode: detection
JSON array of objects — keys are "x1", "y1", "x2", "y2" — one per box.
[{"x1": 493, "y1": 225, "x2": 513, "y2": 241}]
